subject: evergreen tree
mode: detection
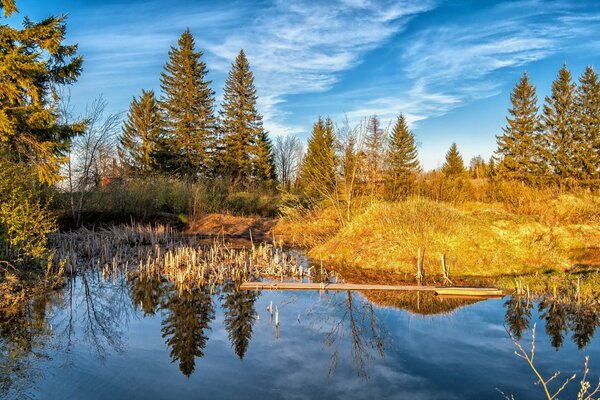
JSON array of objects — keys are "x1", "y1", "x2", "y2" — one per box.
[
  {"x1": 541, "y1": 64, "x2": 579, "y2": 186},
  {"x1": 384, "y1": 114, "x2": 420, "y2": 199},
  {"x1": 496, "y1": 73, "x2": 545, "y2": 185},
  {"x1": 253, "y1": 129, "x2": 277, "y2": 187},
  {"x1": 221, "y1": 282, "x2": 258, "y2": 360},
  {"x1": 161, "y1": 285, "x2": 214, "y2": 377},
  {"x1": 576, "y1": 65, "x2": 600, "y2": 185},
  {"x1": 160, "y1": 29, "x2": 216, "y2": 178},
  {"x1": 119, "y1": 89, "x2": 163, "y2": 174},
  {"x1": 1, "y1": 0, "x2": 16, "y2": 16},
  {"x1": 220, "y1": 50, "x2": 272, "y2": 186},
  {"x1": 299, "y1": 117, "x2": 338, "y2": 199},
  {"x1": 441, "y1": 143, "x2": 465, "y2": 177},
  {"x1": 0, "y1": 9, "x2": 84, "y2": 183}
]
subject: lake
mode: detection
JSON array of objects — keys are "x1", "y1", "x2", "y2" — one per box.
[{"x1": 1, "y1": 267, "x2": 599, "y2": 399}]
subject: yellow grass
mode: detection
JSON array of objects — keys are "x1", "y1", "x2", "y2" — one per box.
[{"x1": 278, "y1": 197, "x2": 600, "y2": 278}]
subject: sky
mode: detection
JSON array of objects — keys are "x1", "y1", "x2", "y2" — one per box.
[{"x1": 8, "y1": 0, "x2": 600, "y2": 169}]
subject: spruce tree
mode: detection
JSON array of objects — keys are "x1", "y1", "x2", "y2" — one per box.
[
  {"x1": 0, "y1": 9, "x2": 84, "y2": 183},
  {"x1": 385, "y1": 114, "x2": 420, "y2": 199},
  {"x1": 160, "y1": 29, "x2": 216, "y2": 179},
  {"x1": 576, "y1": 65, "x2": 600, "y2": 185},
  {"x1": 442, "y1": 142, "x2": 465, "y2": 177},
  {"x1": 300, "y1": 117, "x2": 338, "y2": 199},
  {"x1": 220, "y1": 50, "x2": 271, "y2": 186},
  {"x1": 119, "y1": 89, "x2": 163, "y2": 174},
  {"x1": 496, "y1": 73, "x2": 545, "y2": 185},
  {"x1": 541, "y1": 64, "x2": 579, "y2": 186},
  {"x1": 253, "y1": 129, "x2": 277, "y2": 187}
]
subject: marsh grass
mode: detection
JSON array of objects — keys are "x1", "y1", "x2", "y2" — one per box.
[{"x1": 50, "y1": 223, "x2": 313, "y2": 290}]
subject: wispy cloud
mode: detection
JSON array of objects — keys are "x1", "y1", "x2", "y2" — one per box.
[
  {"x1": 345, "y1": 0, "x2": 600, "y2": 127},
  {"x1": 201, "y1": 0, "x2": 438, "y2": 136}
]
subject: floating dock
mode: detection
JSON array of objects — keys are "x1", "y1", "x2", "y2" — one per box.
[{"x1": 239, "y1": 282, "x2": 504, "y2": 297}]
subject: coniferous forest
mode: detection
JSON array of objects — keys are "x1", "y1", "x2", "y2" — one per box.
[{"x1": 2, "y1": 1, "x2": 600, "y2": 399}]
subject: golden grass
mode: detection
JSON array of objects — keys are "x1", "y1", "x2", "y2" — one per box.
[{"x1": 279, "y1": 197, "x2": 600, "y2": 278}]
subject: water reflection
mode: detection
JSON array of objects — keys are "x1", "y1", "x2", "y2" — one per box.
[
  {"x1": 1, "y1": 272, "x2": 599, "y2": 399},
  {"x1": 322, "y1": 291, "x2": 387, "y2": 379},
  {"x1": 221, "y1": 281, "x2": 259, "y2": 360}
]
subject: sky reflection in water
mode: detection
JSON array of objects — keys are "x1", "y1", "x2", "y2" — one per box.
[{"x1": 1, "y1": 269, "x2": 599, "y2": 400}]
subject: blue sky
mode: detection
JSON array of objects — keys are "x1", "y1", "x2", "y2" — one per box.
[{"x1": 9, "y1": 0, "x2": 600, "y2": 169}]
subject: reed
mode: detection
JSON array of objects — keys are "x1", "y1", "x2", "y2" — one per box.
[{"x1": 50, "y1": 223, "x2": 309, "y2": 288}]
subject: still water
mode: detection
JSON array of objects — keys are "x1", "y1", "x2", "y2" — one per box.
[{"x1": 1, "y1": 269, "x2": 599, "y2": 399}]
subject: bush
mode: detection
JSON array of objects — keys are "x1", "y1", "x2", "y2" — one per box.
[{"x1": 0, "y1": 161, "x2": 56, "y2": 264}]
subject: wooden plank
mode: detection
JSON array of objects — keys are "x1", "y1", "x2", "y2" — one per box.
[
  {"x1": 434, "y1": 287, "x2": 504, "y2": 296},
  {"x1": 239, "y1": 282, "x2": 436, "y2": 292},
  {"x1": 238, "y1": 281, "x2": 504, "y2": 297}
]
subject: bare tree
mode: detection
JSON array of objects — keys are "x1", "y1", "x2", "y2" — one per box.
[
  {"x1": 61, "y1": 95, "x2": 121, "y2": 225},
  {"x1": 274, "y1": 135, "x2": 304, "y2": 191}
]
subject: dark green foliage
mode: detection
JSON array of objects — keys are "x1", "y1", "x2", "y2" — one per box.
[
  {"x1": 541, "y1": 64, "x2": 580, "y2": 186},
  {"x1": 161, "y1": 285, "x2": 214, "y2": 377},
  {"x1": 385, "y1": 114, "x2": 420, "y2": 199},
  {"x1": 253, "y1": 129, "x2": 277, "y2": 188},
  {"x1": 0, "y1": 11, "x2": 84, "y2": 184},
  {"x1": 575, "y1": 66, "x2": 600, "y2": 185},
  {"x1": 119, "y1": 89, "x2": 163, "y2": 174},
  {"x1": 299, "y1": 117, "x2": 338, "y2": 199},
  {"x1": 221, "y1": 282, "x2": 258, "y2": 359},
  {"x1": 220, "y1": 50, "x2": 274, "y2": 187},
  {"x1": 160, "y1": 29, "x2": 216, "y2": 179},
  {"x1": 441, "y1": 142, "x2": 465, "y2": 177},
  {"x1": 496, "y1": 73, "x2": 546, "y2": 185}
]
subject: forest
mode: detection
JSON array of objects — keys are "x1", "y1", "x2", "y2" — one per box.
[{"x1": 0, "y1": 0, "x2": 599, "y2": 303}]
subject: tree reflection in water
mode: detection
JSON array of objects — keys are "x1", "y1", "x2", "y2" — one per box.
[
  {"x1": 320, "y1": 291, "x2": 387, "y2": 380},
  {"x1": 503, "y1": 295, "x2": 599, "y2": 350},
  {"x1": 160, "y1": 284, "x2": 215, "y2": 377},
  {"x1": 221, "y1": 281, "x2": 259, "y2": 360}
]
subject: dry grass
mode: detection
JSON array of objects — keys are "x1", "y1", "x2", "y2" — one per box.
[
  {"x1": 50, "y1": 223, "x2": 314, "y2": 290},
  {"x1": 280, "y1": 197, "x2": 600, "y2": 278}
]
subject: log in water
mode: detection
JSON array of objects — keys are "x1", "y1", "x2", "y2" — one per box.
[{"x1": 238, "y1": 282, "x2": 504, "y2": 297}]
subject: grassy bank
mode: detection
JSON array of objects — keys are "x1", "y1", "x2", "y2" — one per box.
[{"x1": 275, "y1": 195, "x2": 600, "y2": 283}]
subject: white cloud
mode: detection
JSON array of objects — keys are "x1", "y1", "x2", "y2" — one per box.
[{"x1": 202, "y1": 0, "x2": 438, "y2": 136}]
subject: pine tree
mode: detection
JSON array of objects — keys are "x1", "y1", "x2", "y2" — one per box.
[
  {"x1": 119, "y1": 89, "x2": 163, "y2": 174},
  {"x1": 221, "y1": 282, "x2": 258, "y2": 360},
  {"x1": 576, "y1": 65, "x2": 600, "y2": 185},
  {"x1": 384, "y1": 114, "x2": 420, "y2": 199},
  {"x1": 496, "y1": 73, "x2": 546, "y2": 185},
  {"x1": 542, "y1": 64, "x2": 579, "y2": 186},
  {"x1": 161, "y1": 286, "x2": 214, "y2": 377},
  {"x1": 160, "y1": 29, "x2": 216, "y2": 179},
  {"x1": 220, "y1": 50, "x2": 270, "y2": 186},
  {"x1": 300, "y1": 117, "x2": 338, "y2": 199},
  {"x1": 253, "y1": 129, "x2": 277, "y2": 187},
  {"x1": 0, "y1": 10, "x2": 84, "y2": 183},
  {"x1": 1, "y1": 0, "x2": 16, "y2": 16},
  {"x1": 442, "y1": 143, "x2": 465, "y2": 177}
]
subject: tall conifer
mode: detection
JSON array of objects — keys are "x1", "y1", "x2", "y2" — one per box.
[
  {"x1": 300, "y1": 117, "x2": 338, "y2": 199},
  {"x1": 119, "y1": 89, "x2": 163, "y2": 174},
  {"x1": 542, "y1": 64, "x2": 579, "y2": 185},
  {"x1": 496, "y1": 73, "x2": 545, "y2": 185},
  {"x1": 160, "y1": 29, "x2": 216, "y2": 178},
  {"x1": 576, "y1": 65, "x2": 600, "y2": 184},
  {"x1": 220, "y1": 50, "x2": 272, "y2": 186},
  {"x1": 385, "y1": 114, "x2": 420, "y2": 199},
  {"x1": 442, "y1": 143, "x2": 465, "y2": 177}
]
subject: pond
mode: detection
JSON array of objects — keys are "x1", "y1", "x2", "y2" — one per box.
[{"x1": 1, "y1": 268, "x2": 599, "y2": 399}]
